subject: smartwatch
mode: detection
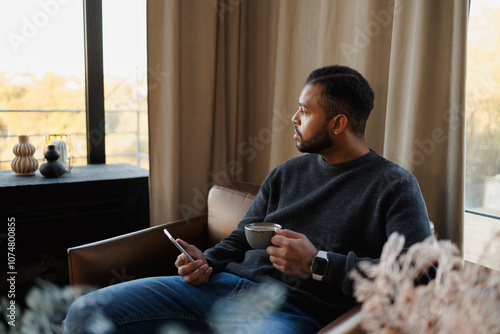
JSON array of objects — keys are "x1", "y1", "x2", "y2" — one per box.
[{"x1": 311, "y1": 250, "x2": 329, "y2": 281}]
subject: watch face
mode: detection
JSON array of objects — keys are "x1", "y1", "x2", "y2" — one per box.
[{"x1": 313, "y1": 257, "x2": 328, "y2": 276}]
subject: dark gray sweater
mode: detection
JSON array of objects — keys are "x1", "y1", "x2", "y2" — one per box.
[{"x1": 204, "y1": 151, "x2": 432, "y2": 325}]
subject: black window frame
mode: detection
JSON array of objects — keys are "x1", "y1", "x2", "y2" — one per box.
[{"x1": 83, "y1": 0, "x2": 105, "y2": 164}]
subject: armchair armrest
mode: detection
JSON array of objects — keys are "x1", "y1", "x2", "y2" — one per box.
[
  {"x1": 67, "y1": 214, "x2": 208, "y2": 288},
  {"x1": 318, "y1": 304, "x2": 364, "y2": 334}
]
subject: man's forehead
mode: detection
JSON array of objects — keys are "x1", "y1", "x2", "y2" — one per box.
[{"x1": 299, "y1": 83, "x2": 322, "y2": 106}]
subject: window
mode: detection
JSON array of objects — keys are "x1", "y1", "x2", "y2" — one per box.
[
  {"x1": 103, "y1": 0, "x2": 148, "y2": 169},
  {"x1": 465, "y1": 0, "x2": 500, "y2": 269},
  {"x1": 0, "y1": 0, "x2": 148, "y2": 170},
  {"x1": 0, "y1": 0, "x2": 86, "y2": 169}
]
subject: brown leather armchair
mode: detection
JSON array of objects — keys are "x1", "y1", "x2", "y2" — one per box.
[{"x1": 67, "y1": 181, "x2": 364, "y2": 334}]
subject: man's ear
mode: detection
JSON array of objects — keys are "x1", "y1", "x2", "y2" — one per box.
[{"x1": 331, "y1": 114, "x2": 348, "y2": 135}]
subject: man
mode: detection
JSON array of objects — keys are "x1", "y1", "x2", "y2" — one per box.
[{"x1": 64, "y1": 65, "x2": 432, "y2": 333}]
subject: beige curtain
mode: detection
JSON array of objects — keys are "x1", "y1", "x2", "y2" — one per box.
[{"x1": 147, "y1": 0, "x2": 467, "y2": 247}]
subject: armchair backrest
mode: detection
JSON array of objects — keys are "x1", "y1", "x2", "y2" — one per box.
[{"x1": 207, "y1": 181, "x2": 261, "y2": 247}]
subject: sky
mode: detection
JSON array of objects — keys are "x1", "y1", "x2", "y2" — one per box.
[{"x1": 0, "y1": 0, "x2": 146, "y2": 81}]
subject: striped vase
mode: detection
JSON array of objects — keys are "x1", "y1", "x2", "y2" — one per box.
[{"x1": 11, "y1": 135, "x2": 39, "y2": 176}]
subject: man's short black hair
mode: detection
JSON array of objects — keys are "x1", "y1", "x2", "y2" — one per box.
[{"x1": 305, "y1": 65, "x2": 374, "y2": 137}]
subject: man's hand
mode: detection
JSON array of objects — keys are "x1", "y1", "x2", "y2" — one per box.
[
  {"x1": 174, "y1": 239, "x2": 213, "y2": 286},
  {"x1": 267, "y1": 229, "x2": 318, "y2": 279}
]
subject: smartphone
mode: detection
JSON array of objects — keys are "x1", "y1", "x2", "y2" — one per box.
[{"x1": 163, "y1": 228, "x2": 195, "y2": 262}]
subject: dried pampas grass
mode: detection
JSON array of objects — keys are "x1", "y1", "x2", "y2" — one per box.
[{"x1": 351, "y1": 232, "x2": 500, "y2": 334}]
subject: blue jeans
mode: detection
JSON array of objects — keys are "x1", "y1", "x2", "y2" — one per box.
[{"x1": 64, "y1": 273, "x2": 321, "y2": 334}]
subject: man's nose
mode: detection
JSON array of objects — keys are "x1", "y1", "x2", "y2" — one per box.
[{"x1": 291, "y1": 110, "x2": 300, "y2": 124}]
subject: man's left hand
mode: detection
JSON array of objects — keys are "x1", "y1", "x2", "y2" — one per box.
[{"x1": 267, "y1": 229, "x2": 318, "y2": 279}]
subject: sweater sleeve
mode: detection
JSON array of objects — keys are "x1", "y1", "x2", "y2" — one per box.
[
  {"x1": 383, "y1": 175, "x2": 432, "y2": 247},
  {"x1": 204, "y1": 171, "x2": 275, "y2": 273},
  {"x1": 319, "y1": 251, "x2": 375, "y2": 296}
]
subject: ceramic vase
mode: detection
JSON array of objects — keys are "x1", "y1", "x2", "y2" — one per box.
[
  {"x1": 39, "y1": 145, "x2": 66, "y2": 178},
  {"x1": 11, "y1": 135, "x2": 39, "y2": 176},
  {"x1": 44, "y1": 134, "x2": 75, "y2": 172}
]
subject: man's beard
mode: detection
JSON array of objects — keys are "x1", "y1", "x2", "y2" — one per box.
[{"x1": 295, "y1": 123, "x2": 333, "y2": 154}]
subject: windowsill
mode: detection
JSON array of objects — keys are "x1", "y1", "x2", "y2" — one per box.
[
  {"x1": 464, "y1": 211, "x2": 500, "y2": 271},
  {"x1": 0, "y1": 163, "x2": 149, "y2": 187}
]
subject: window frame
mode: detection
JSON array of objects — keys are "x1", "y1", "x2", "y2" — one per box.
[
  {"x1": 83, "y1": 0, "x2": 105, "y2": 164},
  {"x1": 463, "y1": 0, "x2": 500, "y2": 271},
  {"x1": 464, "y1": 0, "x2": 500, "y2": 222}
]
